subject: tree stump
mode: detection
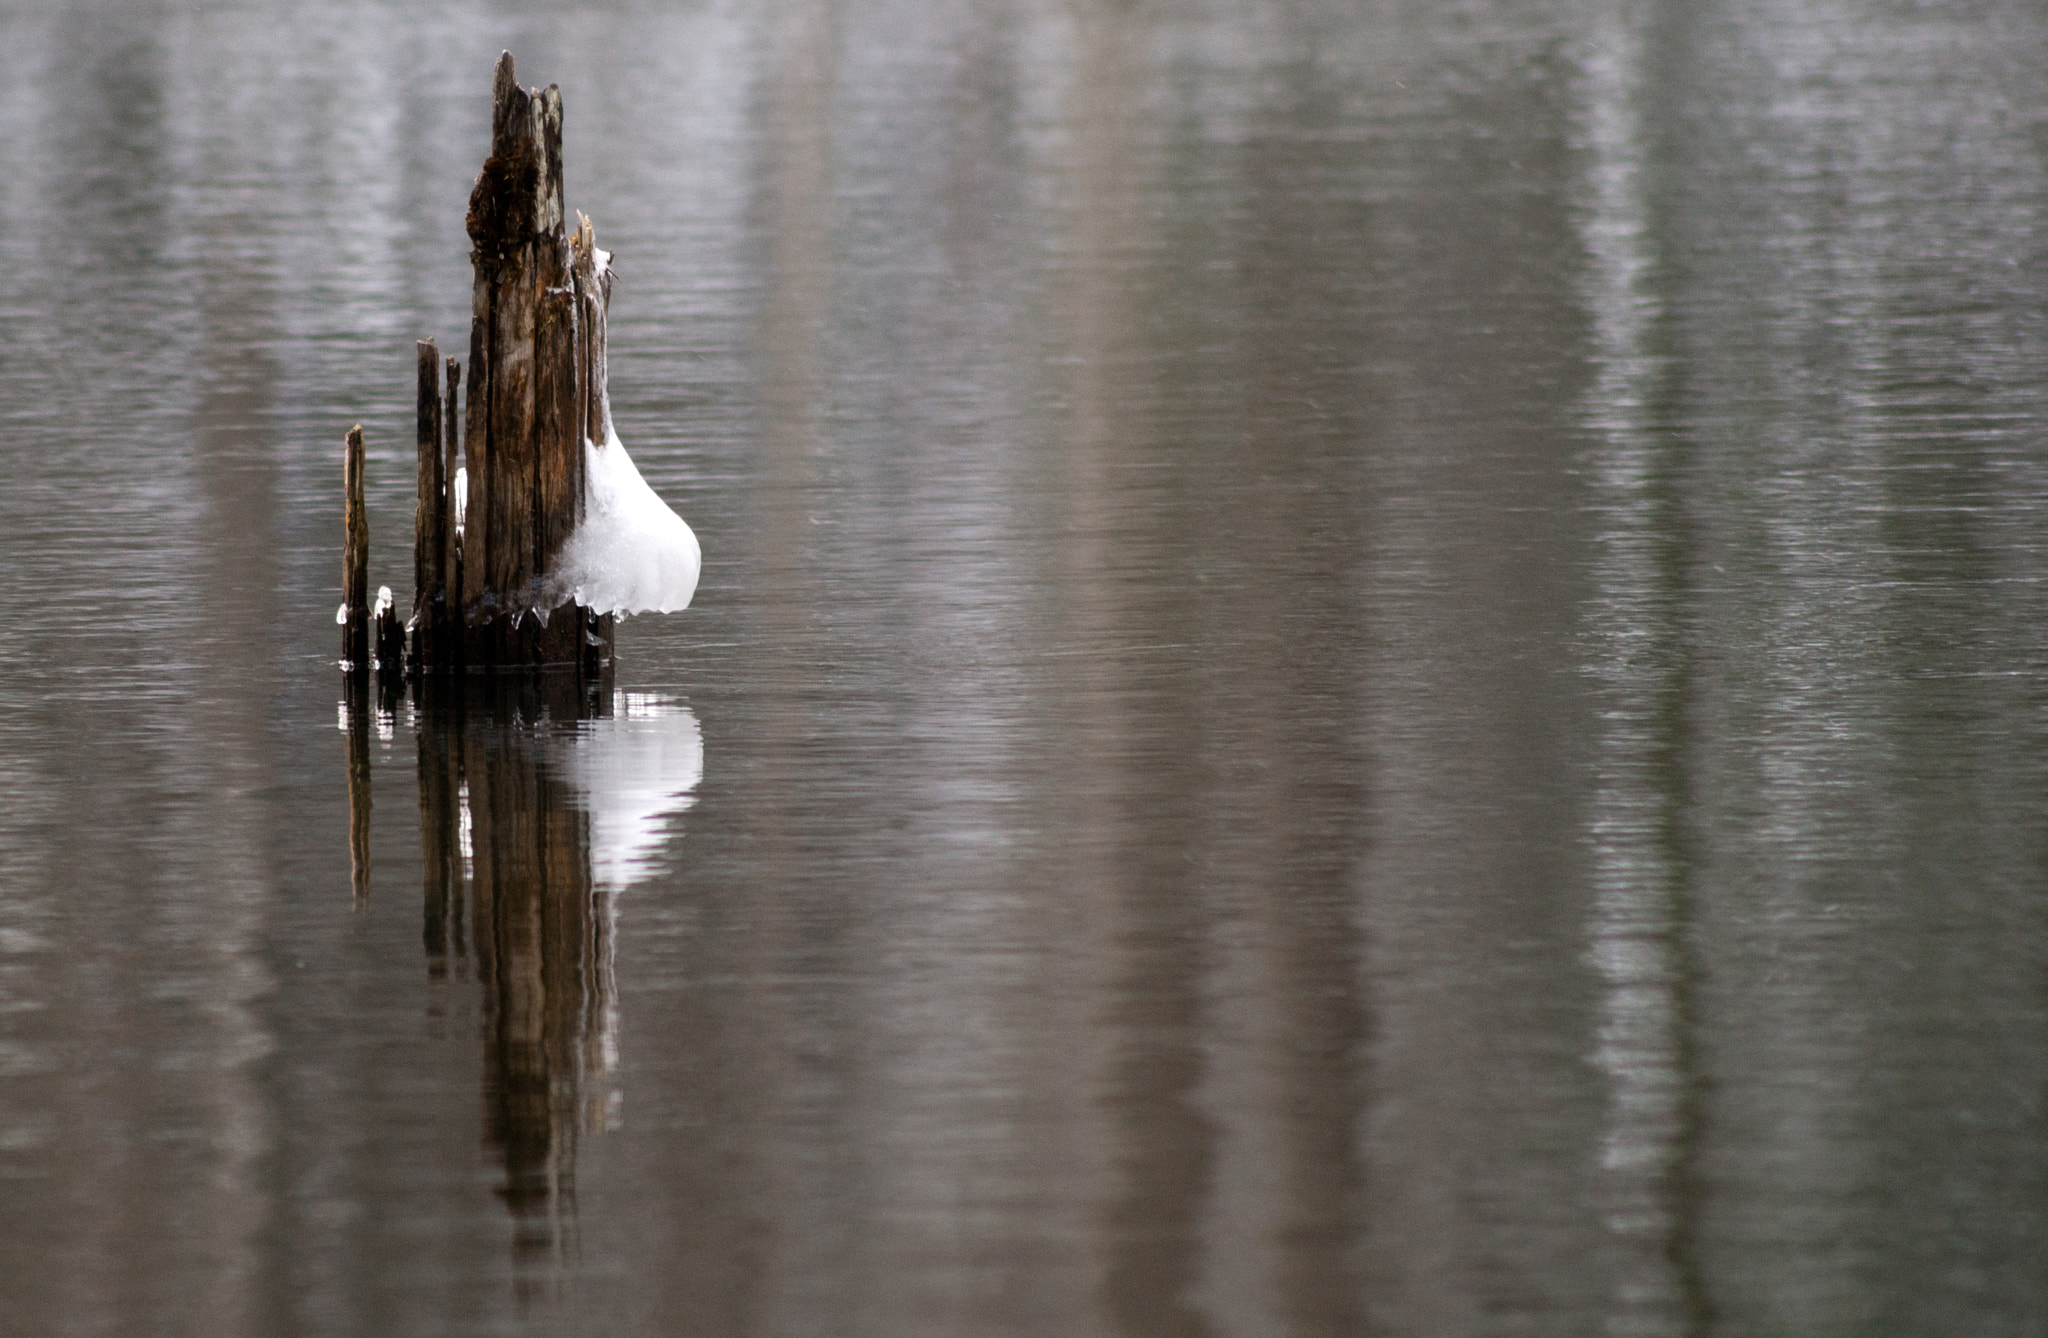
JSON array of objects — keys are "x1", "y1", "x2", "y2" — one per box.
[
  {"x1": 343, "y1": 53, "x2": 626, "y2": 683},
  {"x1": 439, "y1": 52, "x2": 614, "y2": 673}
]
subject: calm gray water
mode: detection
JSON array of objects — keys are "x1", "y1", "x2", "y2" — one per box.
[{"x1": 5, "y1": 1, "x2": 2048, "y2": 1334}]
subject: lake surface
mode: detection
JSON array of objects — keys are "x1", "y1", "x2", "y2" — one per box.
[{"x1": 5, "y1": 1, "x2": 2048, "y2": 1333}]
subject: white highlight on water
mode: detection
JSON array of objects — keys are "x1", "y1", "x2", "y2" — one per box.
[{"x1": 548, "y1": 693, "x2": 703, "y2": 891}]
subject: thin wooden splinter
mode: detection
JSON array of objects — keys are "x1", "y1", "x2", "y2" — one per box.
[
  {"x1": 342, "y1": 424, "x2": 369, "y2": 672},
  {"x1": 413, "y1": 339, "x2": 446, "y2": 672}
]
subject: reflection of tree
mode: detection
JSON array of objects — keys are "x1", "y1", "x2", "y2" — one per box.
[{"x1": 414, "y1": 678, "x2": 618, "y2": 1270}]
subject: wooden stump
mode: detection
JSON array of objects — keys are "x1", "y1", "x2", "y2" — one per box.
[
  {"x1": 444, "y1": 356, "x2": 463, "y2": 640},
  {"x1": 406, "y1": 51, "x2": 616, "y2": 676},
  {"x1": 341, "y1": 424, "x2": 369, "y2": 672},
  {"x1": 344, "y1": 53, "x2": 618, "y2": 684}
]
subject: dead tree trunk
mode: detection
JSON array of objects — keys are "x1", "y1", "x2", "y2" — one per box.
[
  {"x1": 436, "y1": 52, "x2": 613, "y2": 672},
  {"x1": 370, "y1": 51, "x2": 619, "y2": 679},
  {"x1": 343, "y1": 54, "x2": 619, "y2": 682}
]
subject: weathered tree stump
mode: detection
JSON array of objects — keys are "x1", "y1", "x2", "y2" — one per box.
[
  {"x1": 433, "y1": 51, "x2": 614, "y2": 675},
  {"x1": 342, "y1": 53, "x2": 637, "y2": 683}
]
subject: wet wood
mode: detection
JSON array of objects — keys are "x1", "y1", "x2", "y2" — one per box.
[
  {"x1": 476, "y1": 57, "x2": 542, "y2": 623},
  {"x1": 583, "y1": 606, "x2": 615, "y2": 682},
  {"x1": 482, "y1": 236, "x2": 537, "y2": 615},
  {"x1": 535, "y1": 286, "x2": 579, "y2": 578},
  {"x1": 462, "y1": 281, "x2": 492, "y2": 622},
  {"x1": 463, "y1": 54, "x2": 570, "y2": 667},
  {"x1": 569, "y1": 218, "x2": 619, "y2": 681},
  {"x1": 342, "y1": 424, "x2": 369, "y2": 672},
  {"x1": 532, "y1": 90, "x2": 576, "y2": 595},
  {"x1": 376, "y1": 599, "x2": 406, "y2": 674},
  {"x1": 572, "y1": 215, "x2": 610, "y2": 451},
  {"x1": 444, "y1": 356, "x2": 463, "y2": 668},
  {"x1": 412, "y1": 340, "x2": 446, "y2": 671}
]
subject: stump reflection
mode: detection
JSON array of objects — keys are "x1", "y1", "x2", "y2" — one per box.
[{"x1": 411, "y1": 677, "x2": 703, "y2": 1268}]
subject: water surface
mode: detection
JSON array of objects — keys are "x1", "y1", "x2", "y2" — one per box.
[{"x1": 4, "y1": 1, "x2": 2048, "y2": 1334}]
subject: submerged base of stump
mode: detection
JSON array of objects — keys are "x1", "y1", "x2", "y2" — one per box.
[{"x1": 341, "y1": 409, "x2": 616, "y2": 686}]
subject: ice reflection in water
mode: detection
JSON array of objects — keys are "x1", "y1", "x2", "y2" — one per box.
[
  {"x1": 401, "y1": 680, "x2": 703, "y2": 1270},
  {"x1": 552, "y1": 693, "x2": 706, "y2": 894}
]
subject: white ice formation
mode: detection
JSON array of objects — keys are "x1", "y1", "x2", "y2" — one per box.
[
  {"x1": 541, "y1": 237, "x2": 698, "y2": 619},
  {"x1": 545, "y1": 427, "x2": 701, "y2": 617}
]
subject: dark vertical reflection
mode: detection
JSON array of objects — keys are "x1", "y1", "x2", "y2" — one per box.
[
  {"x1": 1047, "y1": 8, "x2": 1214, "y2": 1336},
  {"x1": 418, "y1": 711, "x2": 459, "y2": 978},
  {"x1": 346, "y1": 680, "x2": 374, "y2": 904},
  {"x1": 1572, "y1": 2, "x2": 2048, "y2": 1333},
  {"x1": 1212, "y1": 49, "x2": 1376, "y2": 1338},
  {"x1": 413, "y1": 677, "x2": 615, "y2": 1278}
]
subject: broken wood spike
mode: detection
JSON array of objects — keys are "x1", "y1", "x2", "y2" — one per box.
[
  {"x1": 413, "y1": 338, "x2": 446, "y2": 674},
  {"x1": 444, "y1": 355, "x2": 462, "y2": 654},
  {"x1": 535, "y1": 286, "x2": 579, "y2": 578},
  {"x1": 452, "y1": 54, "x2": 606, "y2": 669},
  {"x1": 342, "y1": 424, "x2": 369, "y2": 673},
  {"x1": 571, "y1": 212, "x2": 612, "y2": 450}
]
